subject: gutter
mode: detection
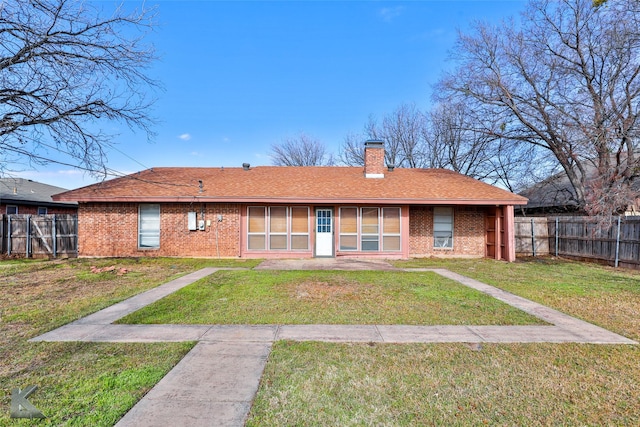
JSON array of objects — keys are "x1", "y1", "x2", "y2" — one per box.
[{"x1": 54, "y1": 196, "x2": 528, "y2": 206}]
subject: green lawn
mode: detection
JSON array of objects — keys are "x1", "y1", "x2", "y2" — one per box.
[
  {"x1": 245, "y1": 258, "x2": 640, "y2": 426},
  {"x1": 2, "y1": 256, "x2": 638, "y2": 426},
  {"x1": 117, "y1": 270, "x2": 544, "y2": 326},
  {"x1": 0, "y1": 257, "x2": 258, "y2": 427},
  {"x1": 395, "y1": 257, "x2": 640, "y2": 341},
  {"x1": 248, "y1": 341, "x2": 639, "y2": 426}
]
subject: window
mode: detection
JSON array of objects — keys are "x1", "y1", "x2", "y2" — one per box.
[
  {"x1": 269, "y1": 207, "x2": 287, "y2": 250},
  {"x1": 138, "y1": 204, "x2": 160, "y2": 248},
  {"x1": 247, "y1": 206, "x2": 309, "y2": 251},
  {"x1": 316, "y1": 209, "x2": 332, "y2": 233},
  {"x1": 248, "y1": 206, "x2": 266, "y2": 250},
  {"x1": 6, "y1": 205, "x2": 18, "y2": 214},
  {"x1": 434, "y1": 207, "x2": 453, "y2": 249},
  {"x1": 339, "y1": 207, "x2": 358, "y2": 251},
  {"x1": 361, "y1": 207, "x2": 379, "y2": 251},
  {"x1": 37, "y1": 207, "x2": 48, "y2": 215},
  {"x1": 382, "y1": 208, "x2": 401, "y2": 251},
  {"x1": 291, "y1": 207, "x2": 309, "y2": 250},
  {"x1": 339, "y1": 207, "x2": 401, "y2": 252}
]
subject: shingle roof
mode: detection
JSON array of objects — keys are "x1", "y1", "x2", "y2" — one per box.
[
  {"x1": 53, "y1": 166, "x2": 527, "y2": 205},
  {"x1": 518, "y1": 172, "x2": 580, "y2": 210},
  {"x1": 0, "y1": 178, "x2": 77, "y2": 206}
]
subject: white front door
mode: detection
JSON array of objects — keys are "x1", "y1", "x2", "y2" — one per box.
[{"x1": 315, "y1": 208, "x2": 334, "y2": 257}]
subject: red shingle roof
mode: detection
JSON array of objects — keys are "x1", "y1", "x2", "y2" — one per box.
[{"x1": 53, "y1": 166, "x2": 528, "y2": 205}]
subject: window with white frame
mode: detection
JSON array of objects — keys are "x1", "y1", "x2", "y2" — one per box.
[
  {"x1": 138, "y1": 204, "x2": 160, "y2": 248},
  {"x1": 247, "y1": 206, "x2": 309, "y2": 251},
  {"x1": 6, "y1": 205, "x2": 18, "y2": 214},
  {"x1": 433, "y1": 207, "x2": 453, "y2": 249},
  {"x1": 37, "y1": 207, "x2": 48, "y2": 215}
]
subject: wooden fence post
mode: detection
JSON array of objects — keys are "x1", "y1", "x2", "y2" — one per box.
[
  {"x1": 555, "y1": 217, "x2": 559, "y2": 257},
  {"x1": 615, "y1": 216, "x2": 621, "y2": 268},
  {"x1": 52, "y1": 215, "x2": 57, "y2": 258},
  {"x1": 26, "y1": 215, "x2": 31, "y2": 258},
  {"x1": 6, "y1": 215, "x2": 10, "y2": 255},
  {"x1": 531, "y1": 218, "x2": 536, "y2": 257}
]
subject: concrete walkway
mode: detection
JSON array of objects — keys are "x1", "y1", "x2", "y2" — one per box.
[{"x1": 30, "y1": 259, "x2": 637, "y2": 426}]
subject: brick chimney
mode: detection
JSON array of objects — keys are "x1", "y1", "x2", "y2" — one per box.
[{"x1": 364, "y1": 140, "x2": 385, "y2": 178}]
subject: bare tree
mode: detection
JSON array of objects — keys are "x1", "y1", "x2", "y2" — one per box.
[
  {"x1": 427, "y1": 102, "x2": 493, "y2": 175},
  {"x1": 438, "y1": 0, "x2": 640, "y2": 216},
  {"x1": 0, "y1": 0, "x2": 158, "y2": 177},
  {"x1": 340, "y1": 104, "x2": 427, "y2": 168},
  {"x1": 270, "y1": 133, "x2": 334, "y2": 166},
  {"x1": 380, "y1": 103, "x2": 427, "y2": 168},
  {"x1": 338, "y1": 131, "x2": 366, "y2": 166},
  {"x1": 427, "y1": 101, "x2": 551, "y2": 191}
]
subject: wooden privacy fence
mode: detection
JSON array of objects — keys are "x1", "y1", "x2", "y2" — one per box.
[
  {"x1": 514, "y1": 217, "x2": 550, "y2": 257},
  {"x1": 515, "y1": 216, "x2": 640, "y2": 269},
  {"x1": 0, "y1": 214, "x2": 77, "y2": 258}
]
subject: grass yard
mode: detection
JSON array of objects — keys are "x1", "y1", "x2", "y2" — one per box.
[
  {"x1": 2, "y1": 256, "x2": 638, "y2": 426},
  {"x1": 395, "y1": 257, "x2": 640, "y2": 341},
  {"x1": 117, "y1": 270, "x2": 544, "y2": 326},
  {"x1": 248, "y1": 341, "x2": 639, "y2": 426},
  {"x1": 0, "y1": 257, "x2": 259, "y2": 427},
  {"x1": 245, "y1": 258, "x2": 640, "y2": 426}
]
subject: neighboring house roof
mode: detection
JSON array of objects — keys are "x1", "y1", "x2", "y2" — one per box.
[
  {"x1": 53, "y1": 166, "x2": 527, "y2": 205},
  {"x1": 518, "y1": 166, "x2": 640, "y2": 214},
  {"x1": 0, "y1": 178, "x2": 77, "y2": 207},
  {"x1": 518, "y1": 172, "x2": 580, "y2": 212}
]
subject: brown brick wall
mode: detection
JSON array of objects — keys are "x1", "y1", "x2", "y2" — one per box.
[
  {"x1": 409, "y1": 206, "x2": 486, "y2": 257},
  {"x1": 364, "y1": 146, "x2": 385, "y2": 176},
  {"x1": 79, "y1": 202, "x2": 488, "y2": 259},
  {"x1": 77, "y1": 202, "x2": 241, "y2": 257}
]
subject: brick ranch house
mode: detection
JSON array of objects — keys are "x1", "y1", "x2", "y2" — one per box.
[{"x1": 53, "y1": 141, "x2": 527, "y2": 261}]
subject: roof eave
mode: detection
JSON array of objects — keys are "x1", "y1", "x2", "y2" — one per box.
[{"x1": 62, "y1": 196, "x2": 528, "y2": 206}]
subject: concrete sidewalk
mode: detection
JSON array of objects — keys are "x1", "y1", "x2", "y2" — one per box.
[
  {"x1": 30, "y1": 260, "x2": 637, "y2": 427},
  {"x1": 114, "y1": 341, "x2": 272, "y2": 427}
]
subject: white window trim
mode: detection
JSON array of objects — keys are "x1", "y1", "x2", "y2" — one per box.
[
  {"x1": 138, "y1": 204, "x2": 161, "y2": 249},
  {"x1": 6, "y1": 205, "x2": 18, "y2": 214},
  {"x1": 433, "y1": 206, "x2": 454, "y2": 250},
  {"x1": 37, "y1": 207, "x2": 48, "y2": 215}
]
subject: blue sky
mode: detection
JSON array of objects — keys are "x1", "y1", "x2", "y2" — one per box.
[{"x1": 22, "y1": 0, "x2": 526, "y2": 189}]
